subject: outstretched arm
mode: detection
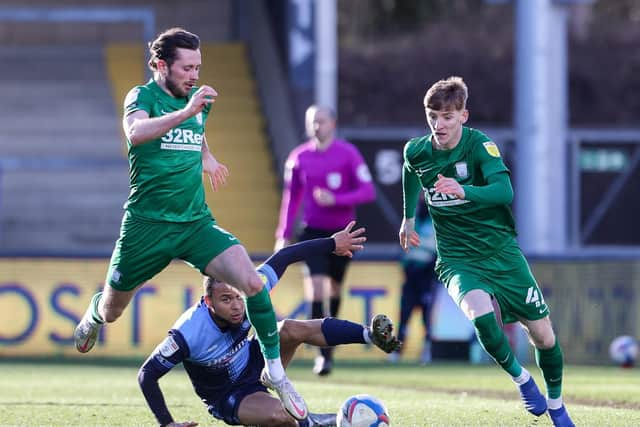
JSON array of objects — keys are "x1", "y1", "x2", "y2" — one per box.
[
  {"x1": 265, "y1": 221, "x2": 366, "y2": 279},
  {"x1": 138, "y1": 333, "x2": 196, "y2": 427}
]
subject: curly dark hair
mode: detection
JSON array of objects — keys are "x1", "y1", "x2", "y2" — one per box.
[
  {"x1": 202, "y1": 276, "x2": 225, "y2": 299},
  {"x1": 147, "y1": 27, "x2": 200, "y2": 71}
]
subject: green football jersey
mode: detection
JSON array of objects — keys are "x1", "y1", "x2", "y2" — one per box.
[
  {"x1": 403, "y1": 127, "x2": 516, "y2": 261},
  {"x1": 122, "y1": 79, "x2": 212, "y2": 222}
]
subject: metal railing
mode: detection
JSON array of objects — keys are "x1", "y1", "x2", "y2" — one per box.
[{"x1": 339, "y1": 126, "x2": 640, "y2": 257}]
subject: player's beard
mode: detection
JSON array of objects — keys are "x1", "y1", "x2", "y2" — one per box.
[{"x1": 165, "y1": 70, "x2": 187, "y2": 98}]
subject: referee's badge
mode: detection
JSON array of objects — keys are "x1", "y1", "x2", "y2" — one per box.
[
  {"x1": 455, "y1": 161, "x2": 468, "y2": 179},
  {"x1": 327, "y1": 172, "x2": 342, "y2": 189}
]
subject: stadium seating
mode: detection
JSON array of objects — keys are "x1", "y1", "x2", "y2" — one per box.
[
  {"x1": 199, "y1": 42, "x2": 280, "y2": 253},
  {"x1": 0, "y1": 46, "x2": 128, "y2": 254},
  {"x1": 0, "y1": 41, "x2": 279, "y2": 255}
]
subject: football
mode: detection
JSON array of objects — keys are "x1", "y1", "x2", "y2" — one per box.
[
  {"x1": 609, "y1": 335, "x2": 639, "y2": 367},
  {"x1": 337, "y1": 394, "x2": 390, "y2": 427}
]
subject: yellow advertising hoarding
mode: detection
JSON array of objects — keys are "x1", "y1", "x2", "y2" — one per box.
[
  {"x1": 531, "y1": 259, "x2": 640, "y2": 364},
  {"x1": 0, "y1": 259, "x2": 412, "y2": 361},
  {"x1": 1, "y1": 258, "x2": 638, "y2": 364}
]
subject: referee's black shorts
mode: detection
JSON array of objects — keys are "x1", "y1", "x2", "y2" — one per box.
[{"x1": 298, "y1": 226, "x2": 352, "y2": 283}]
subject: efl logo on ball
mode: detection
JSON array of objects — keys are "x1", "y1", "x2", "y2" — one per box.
[{"x1": 337, "y1": 394, "x2": 390, "y2": 427}]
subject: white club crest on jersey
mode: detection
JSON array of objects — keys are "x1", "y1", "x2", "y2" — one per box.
[
  {"x1": 196, "y1": 112, "x2": 203, "y2": 125},
  {"x1": 327, "y1": 172, "x2": 342, "y2": 189},
  {"x1": 455, "y1": 161, "x2": 468, "y2": 179}
]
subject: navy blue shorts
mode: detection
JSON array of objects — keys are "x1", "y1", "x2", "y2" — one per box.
[
  {"x1": 299, "y1": 226, "x2": 351, "y2": 283},
  {"x1": 207, "y1": 340, "x2": 268, "y2": 425}
]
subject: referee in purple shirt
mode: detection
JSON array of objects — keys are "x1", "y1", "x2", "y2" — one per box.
[{"x1": 275, "y1": 105, "x2": 376, "y2": 376}]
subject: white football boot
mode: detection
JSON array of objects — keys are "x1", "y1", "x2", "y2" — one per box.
[{"x1": 260, "y1": 370, "x2": 309, "y2": 420}]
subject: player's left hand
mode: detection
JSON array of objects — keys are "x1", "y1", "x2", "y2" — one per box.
[
  {"x1": 435, "y1": 174, "x2": 465, "y2": 199},
  {"x1": 202, "y1": 152, "x2": 229, "y2": 192},
  {"x1": 313, "y1": 187, "x2": 336, "y2": 206},
  {"x1": 332, "y1": 220, "x2": 366, "y2": 258}
]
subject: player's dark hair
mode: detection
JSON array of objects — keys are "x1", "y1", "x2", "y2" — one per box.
[
  {"x1": 203, "y1": 276, "x2": 224, "y2": 299},
  {"x1": 424, "y1": 76, "x2": 468, "y2": 111},
  {"x1": 148, "y1": 27, "x2": 200, "y2": 71}
]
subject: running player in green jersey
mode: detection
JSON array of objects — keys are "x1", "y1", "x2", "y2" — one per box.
[
  {"x1": 399, "y1": 76, "x2": 574, "y2": 427},
  {"x1": 73, "y1": 27, "x2": 308, "y2": 420}
]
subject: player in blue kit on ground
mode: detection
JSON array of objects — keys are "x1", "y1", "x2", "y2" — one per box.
[{"x1": 138, "y1": 222, "x2": 401, "y2": 427}]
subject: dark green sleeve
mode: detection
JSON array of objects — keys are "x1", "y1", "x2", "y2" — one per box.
[
  {"x1": 462, "y1": 172, "x2": 513, "y2": 205},
  {"x1": 123, "y1": 85, "x2": 153, "y2": 116},
  {"x1": 476, "y1": 140, "x2": 509, "y2": 177},
  {"x1": 402, "y1": 160, "x2": 421, "y2": 219}
]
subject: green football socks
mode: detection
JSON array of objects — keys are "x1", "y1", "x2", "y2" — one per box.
[
  {"x1": 472, "y1": 312, "x2": 522, "y2": 377},
  {"x1": 245, "y1": 287, "x2": 281, "y2": 360},
  {"x1": 90, "y1": 292, "x2": 105, "y2": 324},
  {"x1": 536, "y1": 339, "x2": 564, "y2": 399}
]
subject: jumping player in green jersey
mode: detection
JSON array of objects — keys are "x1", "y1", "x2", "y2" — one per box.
[
  {"x1": 73, "y1": 27, "x2": 308, "y2": 420},
  {"x1": 399, "y1": 76, "x2": 574, "y2": 427}
]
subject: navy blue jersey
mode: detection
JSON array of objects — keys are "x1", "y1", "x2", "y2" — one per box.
[
  {"x1": 138, "y1": 236, "x2": 336, "y2": 425},
  {"x1": 139, "y1": 263, "x2": 279, "y2": 425}
]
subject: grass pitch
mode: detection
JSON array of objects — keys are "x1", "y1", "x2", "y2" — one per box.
[{"x1": 0, "y1": 359, "x2": 638, "y2": 426}]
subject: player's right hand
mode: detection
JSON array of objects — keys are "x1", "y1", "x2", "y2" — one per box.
[
  {"x1": 332, "y1": 220, "x2": 366, "y2": 258},
  {"x1": 399, "y1": 217, "x2": 420, "y2": 252},
  {"x1": 185, "y1": 85, "x2": 217, "y2": 116}
]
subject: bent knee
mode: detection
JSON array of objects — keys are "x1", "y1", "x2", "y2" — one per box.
[
  {"x1": 533, "y1": 334, "x2": 557, "y2": 350},
  {"x1": 278, "y1": 319, "x2": 292, "y2": 341},
  {"x1": 278, "y1": 319, "x2": 307, "y2": 344},
  {"x1": 529, "y1": 327, "x2": 556, "y2": 349}
]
